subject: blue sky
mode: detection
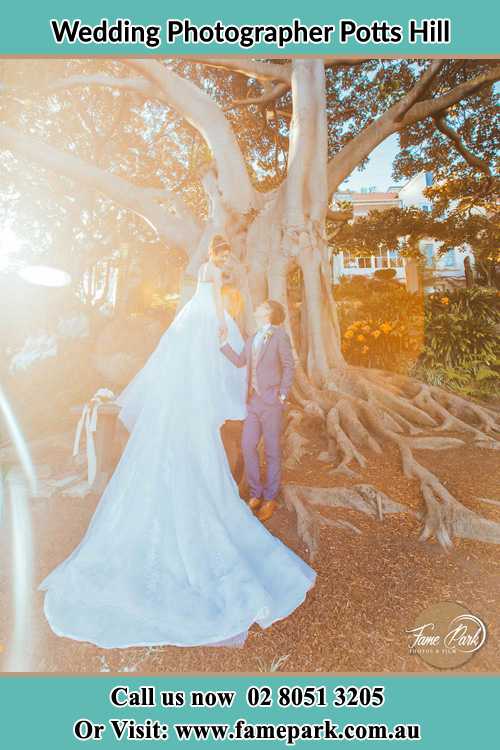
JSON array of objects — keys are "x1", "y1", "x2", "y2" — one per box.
[{"x1": 339, "y1": 134, "x2": 401, "y2": 192}]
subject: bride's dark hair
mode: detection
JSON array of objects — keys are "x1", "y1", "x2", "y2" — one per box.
[{"x1": 208, "y1": 234, "x2": 231, "y2": 260}]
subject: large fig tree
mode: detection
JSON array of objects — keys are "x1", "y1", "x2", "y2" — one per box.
[{"x1": 1, "y1": 57, "x2": 499, "y2": 553}]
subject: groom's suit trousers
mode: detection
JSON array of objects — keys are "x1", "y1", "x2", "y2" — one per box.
[{"x1": 242, "y1": 389, "x2": 283, "y2": 500}]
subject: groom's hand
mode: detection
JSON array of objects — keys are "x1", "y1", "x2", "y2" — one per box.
[{"x1": 219, "y1": 323, "x2": 229, "y2": 345}]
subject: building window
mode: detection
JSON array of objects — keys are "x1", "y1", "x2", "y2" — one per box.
[
  {"x1": 342, "y1": 251, "x2": 373, "y2": 269},
  {"x1": 375, "y1": 253, "x2": 389, "y2": 268},
  {"x1": 422, "y1": 243, "x2": 434, "y2": 267},
  {"x1": 441, "y1": 249, "x2": 456, "y2": 268},
  {"x1": 341, "y1": 249, "x2": 403, "y2": 271},
  {"x1": 375, "y1": 247, "x2": 402, "y2": 268},
  {"x1": 388, "y1": 249, "x2": 403, "y2": 267},
  {"x1": 342, "y1": 251, "x2": 358, "y2": 269}
]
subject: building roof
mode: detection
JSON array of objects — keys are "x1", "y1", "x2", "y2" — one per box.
[
  {"x1": 351, "y1": 191, "x2": 399, "y2": 201},
  {"x1": 333, "y1": 190, "x2": 399, "y2": 202}
]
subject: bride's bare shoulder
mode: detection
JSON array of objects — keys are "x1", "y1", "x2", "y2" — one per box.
[
  {"x1": 197, "y1": 262, "x2": 210, "y2": 281},
  {"x1": 198, "y1": 261, "x2": 221, "y2": 283}
]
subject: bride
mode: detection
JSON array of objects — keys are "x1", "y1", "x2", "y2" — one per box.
[{"x1": 38, "y1": 235, "x2": 316, "y2": 649}]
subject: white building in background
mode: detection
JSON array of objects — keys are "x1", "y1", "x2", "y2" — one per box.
[{"x1": 331, "y1": 172, "x2": 474, "y2": 287}]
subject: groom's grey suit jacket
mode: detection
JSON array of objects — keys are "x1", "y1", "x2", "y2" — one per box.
[{"x1": 221, "y1": 325, "x2": 295, "y2": 405}]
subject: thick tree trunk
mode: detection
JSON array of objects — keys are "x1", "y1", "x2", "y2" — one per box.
[{"x1": 242, "y1": 60, "x2": 345, "y2": 379}]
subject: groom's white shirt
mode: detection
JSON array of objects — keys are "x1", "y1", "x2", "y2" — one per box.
[
  {"x1": 220, "y1": 322, "x2": 270, "y2": 350},
  {"x1": 252, "y1": 323, "x2": 272, "y2": 353}
]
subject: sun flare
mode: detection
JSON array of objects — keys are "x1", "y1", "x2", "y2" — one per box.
[{"x1": 0, "y1": 226, "x2": 22, "y2": 272}]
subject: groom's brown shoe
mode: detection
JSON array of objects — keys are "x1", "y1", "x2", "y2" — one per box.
[
  {"x1": 257, "y1": 499, "x2": 278, "y2": 523},
  {"x1": 248, "y1": 497, "x2": 262, "y2": 511}
]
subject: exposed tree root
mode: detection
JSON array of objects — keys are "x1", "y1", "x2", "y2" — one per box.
[
  {"x1": 282, "y1": 483, "x2": 417, "y2": 560},
  {"x1": 479, "y1": 497, "x2": 500, "y2": 509},
  {"x1": 288, "y1": 365, "x2": 500, "y2": 552},
  {"x1": 283, "y1": 410, "x2": 310, "y2": 469}
]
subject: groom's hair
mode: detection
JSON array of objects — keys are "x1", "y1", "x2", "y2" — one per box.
[{"x1": 266, "y1": 300, "x2": 286, "y2": 325}]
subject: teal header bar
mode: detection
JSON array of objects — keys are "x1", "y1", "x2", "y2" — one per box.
[
  {"x1": 0, "y1": 675, "x2": 498, "y2": 747},
  {"x1": 0, "y1": 1, "x2": 498, "y2": 55}
]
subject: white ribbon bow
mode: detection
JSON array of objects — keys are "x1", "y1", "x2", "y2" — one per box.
[{"x1": 73, "y1": 388, "x2": 115, "y2": 486}]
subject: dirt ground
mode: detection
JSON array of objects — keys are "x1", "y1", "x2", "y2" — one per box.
[{"x1": 0, "y1": 423, "x2": 499, "y2": 675}]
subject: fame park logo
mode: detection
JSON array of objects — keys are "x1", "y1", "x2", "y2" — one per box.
[{"x1": 406, "y1": 601, "x2": 487, "y2": 669}]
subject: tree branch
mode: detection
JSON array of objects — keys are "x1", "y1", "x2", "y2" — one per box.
[
  {"x1": 393, "y1": 60, "x2": 445, "y2": 122},
  {"x1": 0, "y1": 125, "x2": 202, "y2": 253},
  {"x1": 223, "y1": 81, "x2": 290, "y2": 112},
  {"x1": 322, "y1": 57, "x2": 373, "y2": 68},
  {"x1": 187, "y1": 57, "x2": 368, "y2": 83},
  {"x1": 432, "y1": 114, "x2": 492, "y2": 175},
  {"x1": 15, "y1": 62, "x2": 258, "y2": 216},
  {"x1": 327, "y1": 62, "x2": 446, "y2": 194},
  {"x1": 124, "y1": 59, "x2": 257, "y2": 215},
  {"x1": 399, "y1": 65, "x2": 500, "y2": 127},
  {"x1": 142, "y1": 187, "x2": 202, "y2": 225},
  {"x1": 41, "y1": 74, "x2": 158, "y2": 99},
  {"x1": 179, "y1": 57, "x2": 291, "y2": 82},
  {"x1": 327, "y1": 63, "x2": 500, "y2": 194}
]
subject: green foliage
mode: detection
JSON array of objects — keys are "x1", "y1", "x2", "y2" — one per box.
[
  {"x1": 420, "y1": 287, "x2": 499, "y2": 366},
  {"x1": 414, "y1": 359, "x2": 500, "y2": 400},
  {"x1": 336, "y1": 276, "x2": 421, "y2": 313},
  {"x1": 331, "y1": 171, "x2": 499, "y2": 285},
  {"x1": 393, "y1": 61, "x2": 499, "y2": 186},
  {"x1": 374, "y1": 268, "x2": 397, "y2": 281},
  {"x1": 414, "y1": 287, "x2": 500, "y2": 399},
  {"x1": 332, "y1": 206, "x2": 435, "y2": 260}
]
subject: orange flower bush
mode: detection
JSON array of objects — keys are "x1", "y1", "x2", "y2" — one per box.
[
  {"x1": 342, "y1": 315, "x2": 422, "y2": 369},
  {"x1": 339, "y1": 286, "x2": 424, "y2": 371}
]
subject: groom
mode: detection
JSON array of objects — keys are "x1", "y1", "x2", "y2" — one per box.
[{"x1": 220, "y1": 300, "x2": 294, "y2": 523}]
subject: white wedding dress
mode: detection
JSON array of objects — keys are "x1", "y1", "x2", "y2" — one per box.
[{"x1": 38, "y1": 278, "x2": 316, "y2": 649}]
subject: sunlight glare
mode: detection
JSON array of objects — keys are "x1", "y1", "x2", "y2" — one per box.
[
  {"x1": 0, "y1": 227, "x2": 22, "y2": 272},
  {"x1": 18, "y1": 265, "x2": 71, "y2": 288}
]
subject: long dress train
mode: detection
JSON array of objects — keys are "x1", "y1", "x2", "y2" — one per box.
[{"x1": 38, "y1": 280, "x2": 316, "y2": 648}]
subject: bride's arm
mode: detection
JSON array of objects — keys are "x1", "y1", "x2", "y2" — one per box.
[{"x1": 210, "y1": 263, "x2": 228, "y2": 340}]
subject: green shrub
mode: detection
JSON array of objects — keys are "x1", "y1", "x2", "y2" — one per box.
[
  {"x1": 414, "y1": 287, "x2": 500, "y2": 400},
  {"x1": 335, "y1": 275, "x2": 371, "y2": 300},
  {"x1": 374, "y1": 268, "x2": 397, "y2": 281},
  {"x1": 419, "y1": 287, "x2": 499, "y2": 369},
  {"x1": 414, "y1": 359, "x2": 500, "y2": 400}
]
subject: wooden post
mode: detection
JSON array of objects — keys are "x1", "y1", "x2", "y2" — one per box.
[
  {"x1": 71, "y1": 403, "x2": 121, "y2": 496},
  {"x1": 464, "y1": 256, "x2": 474, "y2": 288},
  {"x1": 404, "y1": 258, "x2": 421, "y2": 294}
]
